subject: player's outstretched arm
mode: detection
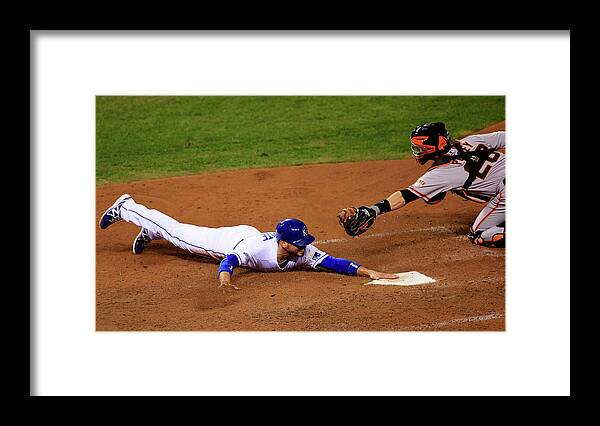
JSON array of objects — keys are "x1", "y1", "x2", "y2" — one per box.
[
  {"x1": 218, "y1": 254, "x2": 240, "y2": 290},
  {"x1": 218, "y1": 271, "x2": 239, "y2": 290},
  {"x1": 373, "y1": 188, "x2": 420, "y2": 213},
  {"x1": 356, "y1": 266, "x2": 397, "y2": 280},
  {"x1": 386, "y1": 189, "x2": 418, "y2": 210},
  {"x1": 315, "y1": 255, "x2": 397, "y2": 280},
  {"x1": 337, "y1": 190, "x2": 418, "y2": 237}
]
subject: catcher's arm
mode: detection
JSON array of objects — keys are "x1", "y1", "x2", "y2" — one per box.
[
  {"x1": 386, "y1": 189, "x2": 416, "y2": 209},
  {"x1": 378, "y1": 189, "x2": 419, "y2": 211},
  {"x1": 337, "y1": 189, "x2": 419, "y2": 237}
]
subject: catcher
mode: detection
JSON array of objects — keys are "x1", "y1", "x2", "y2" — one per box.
[{"x1": 337, "y1": 122, "x2": 505, "y2": 248}]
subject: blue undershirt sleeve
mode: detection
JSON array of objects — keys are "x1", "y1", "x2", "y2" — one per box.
[
  {"x1": 317, "y1": 255, "x2": 361, "y2": 276},
  {"x1": 218, "y1": 254, "x2": 240, "y2": 277}
]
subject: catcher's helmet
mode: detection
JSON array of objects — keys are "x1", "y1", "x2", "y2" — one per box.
[
  {"x1": 275, "y1": 218, "x2": 315, "y2": 247},
  {"x1": 410, "y1": 122, "x2": 451, "y2": 164}
]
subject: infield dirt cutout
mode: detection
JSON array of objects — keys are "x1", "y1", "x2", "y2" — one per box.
[{"x1": 96, "y1": 121, "x2": 505, "y2": 331}]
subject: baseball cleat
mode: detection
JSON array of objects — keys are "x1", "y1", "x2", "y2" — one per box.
[
  {"x1": 99, "y1": 193, "x2": 132, "y2": 229},
  {"x1": 132, "y1": 228, "x2": 152, "y2": 255},
  {"x1": 470, "y1": 232, "x2": 505, "y2": 248}
]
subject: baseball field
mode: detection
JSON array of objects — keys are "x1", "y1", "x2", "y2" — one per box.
[{"x1": 96, "y1": 96, "x2": 505, "y2": 331}]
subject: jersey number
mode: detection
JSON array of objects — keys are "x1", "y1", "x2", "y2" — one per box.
[
  {"x1": 262, "y1": 234, "x2": 274, "y2": 241},
  {"x1": 466, "y1": 144, "x2": 501, "y2": 180}
]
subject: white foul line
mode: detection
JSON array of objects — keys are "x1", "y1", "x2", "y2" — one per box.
[
  {"x1": 404, "y1": 312, "x2": 504, "y2": 330},
  {"x1": 315, "y1": 226, "x2": 454, "y2": 245}
]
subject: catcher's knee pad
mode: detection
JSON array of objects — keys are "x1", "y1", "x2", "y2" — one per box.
[{"x1": 468, "y1": 229, "x2": 505, "y2": 248}]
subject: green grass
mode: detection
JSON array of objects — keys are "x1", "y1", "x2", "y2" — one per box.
[{"x1": 96, "y1": 96, "x2": 504, "y2": 185}]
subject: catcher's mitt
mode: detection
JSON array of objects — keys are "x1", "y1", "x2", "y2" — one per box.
[{"x1": 337, "y1": 206, "x2": 377, "y2": 237}]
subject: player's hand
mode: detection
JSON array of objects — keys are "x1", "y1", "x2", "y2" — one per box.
[
  {"x1": 218, "y1": 281, "x2": 240, "y2": 291},
  {"x1": 218, "y1": 272, "x2": 239, "y2": 291},
  {"x1": 358, "y1": 267, "x2": 398, "y2": 280},
  {"x1": 368, "y1": 271, "x2": 398, "y2": 280}
]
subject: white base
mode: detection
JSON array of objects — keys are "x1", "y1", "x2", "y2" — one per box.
[{"x1": 364, "y1": 271, "x2": 436, "y2": 286}]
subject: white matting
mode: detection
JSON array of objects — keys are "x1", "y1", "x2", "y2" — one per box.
[{"x1": 364, "y1": 271, "x2": 436, "y2": 286}]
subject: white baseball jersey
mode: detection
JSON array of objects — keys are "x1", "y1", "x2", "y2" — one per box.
[
  {"x1": 408, "y1": 131, "x2": 506, "y2": 204},
  {"x1": 230, "y1": 232, "x2": 328, "y2": 272},
  {"x1": 118, "y1": 198, "x2": 329, "y2": 271}
]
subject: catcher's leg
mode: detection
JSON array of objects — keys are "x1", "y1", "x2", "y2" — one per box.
[{"x1": 468, "y1": 190, "x2": 505, "y2": 248}]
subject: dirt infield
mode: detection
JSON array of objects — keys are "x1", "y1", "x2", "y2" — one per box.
[{"x1": 96, "y1": 122, "x2": 505, "y2": 331}]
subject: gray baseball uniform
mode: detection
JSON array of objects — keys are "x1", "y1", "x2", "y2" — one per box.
[{"x1": 407, "y1": 131, "x2": 506, "y2": 243}]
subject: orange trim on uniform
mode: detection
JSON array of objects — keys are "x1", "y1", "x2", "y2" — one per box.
[
  {"x1": 407, "y1": 186, "x2": 430, "y2": 201},
  {"x1": 473, "y1": 191, "x2": 504, "y2": 231}
]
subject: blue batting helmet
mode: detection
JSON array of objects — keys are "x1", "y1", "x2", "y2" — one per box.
[{"x1": 275, "y1": 218, "x2": 315, "y2": 247}]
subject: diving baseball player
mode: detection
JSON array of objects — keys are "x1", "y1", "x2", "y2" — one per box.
[
  {"x1": 99, "y1": 194, "x2": 398, "y2": 289},
  {"x1": 337, "y1": 122, "x2": 506, "y2": 248}
]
